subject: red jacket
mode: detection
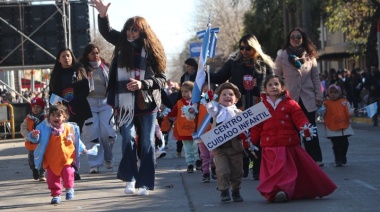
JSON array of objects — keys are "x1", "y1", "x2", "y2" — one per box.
[{"x1": 249, "y1": 91, "x2": 309, "y2": 147}]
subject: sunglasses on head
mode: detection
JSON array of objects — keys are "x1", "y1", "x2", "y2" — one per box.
[
  {"x1": 127, "y1": 27, "x2": 139, "y2": 33},
  {"x1": 290, "y1": 35, "x2": 302, "y2": 40},
  {"x1": 239, "y1": 46, "x2": 252, "y2": 51}
]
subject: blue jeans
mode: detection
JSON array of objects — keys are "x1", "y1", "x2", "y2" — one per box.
[{"x1": 117, "y1": 112, "x2": 156, "y2": 190}]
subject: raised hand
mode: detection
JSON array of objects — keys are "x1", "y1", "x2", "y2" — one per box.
[{"x1": 90, "y1": 0, "x2": 111, "y2": 18}]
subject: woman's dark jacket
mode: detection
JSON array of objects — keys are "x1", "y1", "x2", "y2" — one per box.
[
  {"x1": 98, "y1": 15, "x2": 166, "y2": 110},
  {"x1": 49, "y1": 64, "x2": 92, "y2": 129},
  {"x1": 209, "y1": 57, "x2": 272, "y2": 108}
]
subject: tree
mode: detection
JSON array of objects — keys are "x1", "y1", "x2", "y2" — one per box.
[
  {"x1": 243, "y1": 0, "x2": 323, "y2": 58},
  {"x1": 244, "y1": 0, "x2": 283, "y2": 57},
  {"x1": 322, "y1": 0, "x2": 380, "y2": 70},
  {"x1": 167, "y1": 0, "x2": 251, "y2": 81},
  {"x1": 91, "y1": 32, "x2": 115, "y2": 65},
  {"x1": 193, "y1": 0, "x2": 251, "y2": 59}
]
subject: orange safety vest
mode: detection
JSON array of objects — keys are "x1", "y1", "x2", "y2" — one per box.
[
  {"x1": 43, "y1": 124, "x2": 75, "y2": 176},
  {"x1": 24, "y1": 117, "x2": 38, "y2": 151},
  {"x1": 196, "y1": 104, "x2": 211, "y2": 133},
  {"x1": 173, "y1": 100, "x2": 195, "y2": 139},
  {"x1": 324, "y1": 99, "x2": 350, "y2": 131},
  {"x1": 160, "y1": 116, "x2": 172, "y2": 133}
]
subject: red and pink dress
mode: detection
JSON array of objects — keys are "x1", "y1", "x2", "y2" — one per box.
[{"x1": 249, "y1": 91, "x2": 337, "y2": 202}]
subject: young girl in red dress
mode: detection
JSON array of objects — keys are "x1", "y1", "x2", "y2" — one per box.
[{"x1": 249, "y1": 75, "x2": 337, "y2": 203}]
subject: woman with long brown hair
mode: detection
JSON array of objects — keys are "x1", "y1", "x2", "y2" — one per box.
[{"x1": 91, "y1": 0, "x2": 166, "y2": 196}]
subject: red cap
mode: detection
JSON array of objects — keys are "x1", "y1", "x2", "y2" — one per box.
[{"x1": 31, "y1": 97, "x2": 45, "y2": 110}]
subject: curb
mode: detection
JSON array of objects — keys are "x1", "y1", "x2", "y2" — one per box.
[{"x1": 352, "y1": 117, "x2": 373, "y2": 124}]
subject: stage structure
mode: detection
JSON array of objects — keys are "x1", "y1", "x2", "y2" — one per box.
[{"x1": 0, "y1": 0, "x2": 90, "y2": 94}]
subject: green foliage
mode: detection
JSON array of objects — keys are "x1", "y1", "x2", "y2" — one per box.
[
  {"x1": 322, "y1": 0, "x2": 376, "y2": 43},
  {"x1": 322, "y1": 0, "x2": 380, "y2": 68},
  {"x1": 244, "y1": 0, "x2": 284, "y2": 58}
]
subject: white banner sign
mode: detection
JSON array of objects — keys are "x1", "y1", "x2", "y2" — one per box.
[{"x1": 200, "y1": 102, "x2": 271, "y2": 151}]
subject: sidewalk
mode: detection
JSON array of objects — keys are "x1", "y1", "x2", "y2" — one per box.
[{"x1": 352, "y1": 116, "x2": 373, "y2": 124}]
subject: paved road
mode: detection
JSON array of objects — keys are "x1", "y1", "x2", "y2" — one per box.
[{"x1": 0, "y1": 122, "x2": 379, "y2": 212}]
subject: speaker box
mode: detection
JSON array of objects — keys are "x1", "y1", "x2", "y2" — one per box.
[
  {"x1": 0, "y1": 6, "x2": 23, "y2": 36},
  {"x1": 0, "y1": 2, "x2": 90, "y2": 66}
]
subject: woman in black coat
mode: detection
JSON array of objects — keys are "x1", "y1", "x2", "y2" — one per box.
[{"x1": 49, "y1": 47, "x2": 92, "y2": 132}]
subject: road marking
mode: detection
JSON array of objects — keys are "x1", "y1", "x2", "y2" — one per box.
[{"x1": 353, "y1": 179, "x2": 378, "y2": 191}]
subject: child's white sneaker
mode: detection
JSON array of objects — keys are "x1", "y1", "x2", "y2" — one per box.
[
  {"x1": 124, "y1": 181, "x2": 135, "y2": 195},
  {"x1": 155, "y1": 149, "x2": 166, "y2": 159},
  {"x1": 65, "y1": 188, "x2": 74, "y2": 200},
  {"x1": 137, "y1": 188, "x2": 149, "y2": 196}
]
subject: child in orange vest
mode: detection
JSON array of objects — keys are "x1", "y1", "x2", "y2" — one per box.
[
  {"x1": 20, "y1": 97, "x2": 46, "y2": 181},
  {"x1": 28, "y1": 104, "x2": 87, "y2": 204},
  {"x1": 320, "y1": 84, "x2": 354, "y2": 167},
  {"x1": 167, "y1": 81, "x2": 200, "y2": 173}
]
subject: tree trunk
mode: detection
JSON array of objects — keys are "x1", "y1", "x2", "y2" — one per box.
[
  {"x1": 302, "y1": 0, "x2": 311, "y2": 35},
  {"x1": 366, "y1": 6, "x2": 380, "y2": 71},
  {"x1": 283, "y1": 0, "x2": 289, "y2": 37}
]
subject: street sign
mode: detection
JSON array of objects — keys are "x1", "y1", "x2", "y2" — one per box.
[{"x1": 189, "y1": 42, "x2": 201, "y2": 58}]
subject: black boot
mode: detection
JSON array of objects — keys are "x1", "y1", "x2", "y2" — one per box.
[
  {"x1": 220, "y1": 190, "x2": 231, "y2": 202},
  {"x1": 242, "y1": 153, "x2": 250, "y2": 178},
  {"x1": 39, "y1": 169, "x2": 46, "y2": 181},
  {"x1": 72, "y1": 164, "x2": 81, "y2": 180},
  {"x1": 211, "y1": 167, "x2": 217, "y2": 180},
  {"x1": 232, "y1": 189, "x2": 243, "y2": 202},
  {"x1": 342, "y1": 140, "x2": 349, "y2": 165},
  {"x1": 332, "y1": 143, "x2": 342, "y2": 167},
  {"x1": 32, "y1": 168, "x2": 39, "y2": 180}
]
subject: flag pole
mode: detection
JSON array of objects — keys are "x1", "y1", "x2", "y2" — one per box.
[{"x1": 207, "y1": 16, "x2": 211, "y2": 91}]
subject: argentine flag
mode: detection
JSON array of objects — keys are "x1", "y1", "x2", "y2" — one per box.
[
  {"x1": 50, "y1": 93, "x2": 67, "y2": 105},
  {"x1": 365, "y1": 102, "x2": 378, "y2": 118},
  {"x1": 191, "y1": 23, "x2": 219, "y2": 141},
  {"x1": 191, "y1": 26, "x2": 220, "y2": 104}
]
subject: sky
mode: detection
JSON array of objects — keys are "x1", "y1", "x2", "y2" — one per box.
[{"x1": 89, "y1": 0, "x2": 197, "y2": 60}]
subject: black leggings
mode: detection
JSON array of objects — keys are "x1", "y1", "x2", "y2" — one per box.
[{"x1": 299, "y1": 99, "x2": 323, "y2": 162}]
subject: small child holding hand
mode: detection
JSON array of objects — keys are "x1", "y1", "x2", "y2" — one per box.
[
  {"x1": 320, "y1": 84, "x2": 354, "y2": 167},
  {"x1": 167, "y1": 81, "x2": 200, "y2": 173},
  {"x1": 20, "y1": 97, "x2": 46, "y2": 181}
]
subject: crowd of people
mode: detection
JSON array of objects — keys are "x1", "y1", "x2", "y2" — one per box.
[
  {"x1": 318, "y1": 66, "x2": 380, "y2": 126},
  {"x1": 8, "y1": 0, "x2": 380, "y2": 207}
]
